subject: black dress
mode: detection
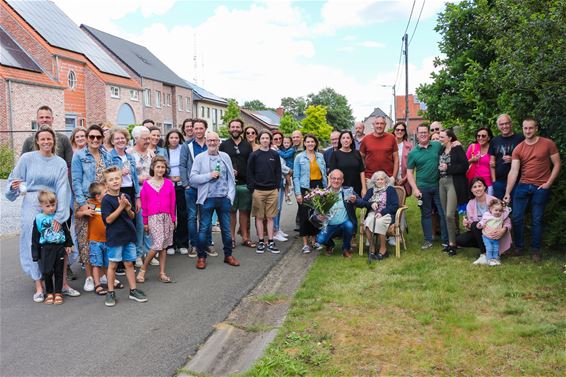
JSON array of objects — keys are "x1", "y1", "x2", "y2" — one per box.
[{"x1": 329, "y1": 149, "x2": 365, "y2": 195}]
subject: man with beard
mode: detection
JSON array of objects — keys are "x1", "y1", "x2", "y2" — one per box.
[
  {"x1": 220, "y1": 119, "x2": 256, "y2": 249},
  {"x1": 353, "y1": 121, "x2": 365, "y2": 150}
]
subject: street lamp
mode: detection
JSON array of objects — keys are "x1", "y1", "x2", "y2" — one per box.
[{"x1": 380, "y1": 84, "x2": 396, "y2": 122}]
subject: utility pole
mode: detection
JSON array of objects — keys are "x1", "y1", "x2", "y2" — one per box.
[{"x1": 403, "y1": 33, "x2": 409, "y2": 127}]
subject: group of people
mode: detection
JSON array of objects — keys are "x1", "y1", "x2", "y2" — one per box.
[{"x1": 6, "y1": 105, "x2": 561, "y2": 306}]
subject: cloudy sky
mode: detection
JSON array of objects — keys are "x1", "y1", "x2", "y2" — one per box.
[{"x1": 54, "y1": 0, "x2": 449, "y2": 120}]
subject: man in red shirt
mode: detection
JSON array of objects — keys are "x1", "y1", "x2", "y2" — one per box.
[
  {"x1": 359, "y1": 116, "x2": 398, "y2": 196},
  {"x1": 504, "y1": 117, "x2": 561, "y2": 261}
]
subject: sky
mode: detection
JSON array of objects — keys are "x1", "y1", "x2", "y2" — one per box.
[{"x1": 53, "y1": 0, "x2": 450, "y2": 121}]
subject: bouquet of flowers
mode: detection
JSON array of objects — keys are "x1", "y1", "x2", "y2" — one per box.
[{"x1": 303, "y1": 188, "x2": 340, "y2": 229}]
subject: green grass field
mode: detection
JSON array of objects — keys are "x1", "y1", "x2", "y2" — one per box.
[{"x1": 243, "y1": 197, "x2": 566, "y2": 376}]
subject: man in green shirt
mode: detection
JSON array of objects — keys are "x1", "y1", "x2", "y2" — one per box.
[{"x1": 407, "y1": 124, "x2": 448, "y2": 249}]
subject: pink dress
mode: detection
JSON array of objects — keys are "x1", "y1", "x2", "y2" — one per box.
[
  {"x1": 141, "y1": 179, "x2": 176, "y2": 250},
  {"x1": 466, "y1": 143, "x2": 492, "y2": 187}
]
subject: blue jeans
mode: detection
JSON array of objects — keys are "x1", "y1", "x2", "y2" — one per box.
[
  {"x1": 419, "y1": 186, "x2": 448, "y2": 244},
  {"x1": 493, "y1": 179, "x2": 517, "y2": 204},
  {"x1": 198, "y1": 197, "x2": 233, "y2": 259},
  {"x1": 512, "y1": 183, "x2": 550, "y2": 251},
  {"x1": 135, "y1": 210, "x2": 151, "y2": 258},
  {"x1": 482, "y1": 235, "x2": 499, "y2": 260},
  {"x1": 185, "y1": 187, "x2": 211, "y2": 248},
  {"x1": 274, "y1": 184, "x2": 285, "y2": 232},
  {"x1": 316, "y1": 220, "x2": 355, "y2": 251}
]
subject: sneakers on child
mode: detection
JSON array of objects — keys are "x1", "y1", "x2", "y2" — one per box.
[
  {"x1": 83, "y1": 276, "x2": 95, "y2": 292},
  {"x1": 312, "y1": 242, "x2": 324, "y2": 251},
  {"x1": 166, "y1": 247, "x2": 176, "y2": 255},
  {"x1": 188, "y1": 247, "x2": 197, "y2": 258},
  {"x1": 179, "y1": 247, "x2": 189, "y2": 255},
  {"x1": 268, "y1": 241, "x2": 280, "y2": 254},
  {"x1": 473, "y1": 254, "x2": 488, "y2": 265},
  {"x1": 105, "y1": 291, "x2": 116, "y2": 307},
  {"x1": 256, "y1": 241, "x2": 266, "y2": 254},
  {"x1": 488, "y1": 259, "x2": 500, "y2": 266},
  {"x1": 33, "y1": 292, "x2": 44, "y2": 303},
  {"x1": 301, "y1": 245, "x2": 312, "y2": 254},
  {"x1": 135, "y1": 257, "x2": 143, "y2": 268},
  {"x1": 273, "y1": 231, "x2": 288, "y2": 242},
  {"x1": 150, "y1": 257, "x2": 160, "y2": 266},
  {"x1": 420, "y1": 241, "x2": 433, "y2": 250},
  {"x1": 62, "y1": 286, "x2": 81, "y2": 297},
  {"x1": 128, "y1": 289, "x2": 148, "y2": 302}
]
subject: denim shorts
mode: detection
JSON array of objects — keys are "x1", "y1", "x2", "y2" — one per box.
[
  {"x1": 89, "y1": 241, "x2": 108, "y2": 267},
  {"x1": 107, "y1": 242, "x2": 137, "y2": 263}
]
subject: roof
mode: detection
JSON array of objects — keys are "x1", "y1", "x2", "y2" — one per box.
[
  {"x1": 6, "y1": 0, "x2": 128, "y2": 78},
  {"x1": 363, "y1": 107, "x2": 392, "y2": 123},
  {"x1": 81, "y1": 25, "x2": 189, "y2": 88},
  {"x1": 0, "y1": 65, "x2": 64, "y2": 88},
  {"x1": 0, "y1": 26, "x2": 41, "y2": 73},
  {"x1": 241, "y1": 108, "x2": 281, "y2": 128},
  {"x1": 184, "y1": 80, "x2": 227, "y2": 105}
]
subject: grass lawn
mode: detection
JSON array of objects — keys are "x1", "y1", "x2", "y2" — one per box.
[{"x1": 244, "y1": 197, "x2": 566, "y2": 376}]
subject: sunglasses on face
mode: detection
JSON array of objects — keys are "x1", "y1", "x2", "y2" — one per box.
[
  {"x1": 246, "y1": 132, "x2": 256, "y2": 136},
  {"x1": 431, "y1": 128, "x2": 440, "y2": 132},
  {"x1": 395, "y1": 128, "x2": 405, "y2": 132},
  {"x1": 476, "y1": 134, "x2": 488, "y2": 138},
  {"x1": 88, "y1": 135, "x2": 103, "y2": 140}
]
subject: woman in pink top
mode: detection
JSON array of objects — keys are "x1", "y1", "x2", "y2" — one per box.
[
  {"x1": 137, "y1": 156, "x2": 176, "y2": 283},
  {"x1": 466, "y1": 127, "x2": 494, "y2": 195}
]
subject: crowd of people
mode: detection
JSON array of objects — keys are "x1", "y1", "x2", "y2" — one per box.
[{"x1": 6, "y1": 106, "x2": 561, "y2": 306}]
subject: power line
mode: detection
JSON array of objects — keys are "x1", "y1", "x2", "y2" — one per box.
[
  {"x1": 403, "y1": 0, "x2": 417, "y2": 35},
  {"x1": 409, "y1": 0, "x2": 426, "y2": 46}
]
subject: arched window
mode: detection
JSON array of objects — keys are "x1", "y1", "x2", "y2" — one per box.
[{"x1": 68, "y1": 70, "x2": 77, "y2": 89}]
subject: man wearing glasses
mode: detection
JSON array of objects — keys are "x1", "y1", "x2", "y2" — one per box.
[
  {"x1": 180, "y1": 119, "x2": 215, "y2": 258},
  {"x1": 429, "y1": 121, "x2": 443, "y2": 135},
  {"x1": 220, "y1": 119, "x2": 256, "y2": 249},
  {"x1": 489, "y1": 114, "x2": 524, "y2": 200},
  {"x1": 190, "y1": 132, "x2": 240, "y2": 269}
]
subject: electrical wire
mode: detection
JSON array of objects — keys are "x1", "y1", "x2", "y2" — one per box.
[
  {"x1": 408, "y1": 0, "x2": 426, "y2": 46},
  {"x1": 403, "y1": 0, "x2": 417, "y2": 35}
]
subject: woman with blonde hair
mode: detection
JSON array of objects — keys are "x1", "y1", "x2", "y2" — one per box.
[{"x1": 362, "y1": 171, "x2": 398, "y2": 260}]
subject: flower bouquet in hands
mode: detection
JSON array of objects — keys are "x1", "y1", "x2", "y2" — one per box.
[{"x1": 303, "y1": 188, "x2": 340, "y2": 229}]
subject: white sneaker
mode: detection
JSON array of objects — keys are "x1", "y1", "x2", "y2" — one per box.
[
  {"x1": 150, "y1": 258, "x2": 160, "y2": 266},
  {"x1": 488, "y1": 259, "x2": 499, "y2": 266},
  {"x1": 301, "y1": 245, "x2": 312, "y2": 254},
  {"x1": 388, "y1": 236, "x2": 396, "y2": 246},
  {"x1": 179, "y1": 247, "x2": 189, "y2": 255},
  {"x1": 273, "y1": 232, "x2": 288, "y2": 242},
  {"x1": 100, "y1": 275, "x2": 108, "y2": 285},
  {"x1": 83, "y1": 276, "x2": 94, "y2": 292},
  {"x1": 279, "y1": 230, "x2": 289, "y2": 237},
  {"x1": 212, "y1": 225, "x2": 221, "y2": 232},
  {"x1": 135, "y1": 257, "x2": 143, "y2": 268},
  {"x1": 166, "y1": 247, "x2": 175, "y2": 255},
  {"x1": 206, "y1": 245, "x2": 218, "y2": 257},
  {"x1": 473, "y1": 254, "x2": 488, "y2": 265}
]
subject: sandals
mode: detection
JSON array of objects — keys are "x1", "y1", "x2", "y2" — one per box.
[
  {"x1": 136, "y1": 269, "x2": 146, "y2": 283},
  {"x1": 44, "y1": 294, "x2": 54, "y2": 305},
  {"x1": 53, "y1": 294, "x2": 63, "y2": 305},
  {"x1": 242, "y1": 239, "x2": 257, "y2": 248},
  {"x1": 159, "y1": 273, "x2": 173, "y2": 283},
  {"x1": 94, "y1": 284, "x2": 108, "y2": 296},
  {"x1": 114, "y1": 280, "x2": 124, "y2": 289}
]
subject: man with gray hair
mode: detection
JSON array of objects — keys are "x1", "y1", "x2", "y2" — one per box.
[
  {"x1": 353, "y1": 121, "x2": 365, "y2": 150},
  {"x1": 323, "y1": 130, "x2": 340, "y2": 173}
]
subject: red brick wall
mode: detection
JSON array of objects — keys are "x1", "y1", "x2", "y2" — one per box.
[
  {"x1": 0, "y1": 79, "x2": 8, "y2": 145},
  {"x1": 85, "y1": 69, "x2": 106, "y2": 125},
  {"x1": 0, "y1": 4, "x2": 55, "y2": 78},
  {"x1": 59, "y1": 59, "x2": 86, "y2": 121}
]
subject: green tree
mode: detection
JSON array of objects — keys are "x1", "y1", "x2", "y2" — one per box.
[
  {"x1": 221, "y1": 99, "x2": 241, "y2": 126},
  {"x1": 300, "y1": 105, "x2": 333, "y2": 143},
  {"x1": 416, "y1": 0, "x2": 566, "y2": 247},
  {"x1": 280, "y1": 96, "x2": 306, "y2": 118},
  {"x1": 278, "y1": 113, "x2": 300, "y2": 136},
  {"x1": 307, "y1": 88, "x2": 355, "y2": 131},
  {"x1": 243, "y1": 99, "x2": 267, "y2": 111}
]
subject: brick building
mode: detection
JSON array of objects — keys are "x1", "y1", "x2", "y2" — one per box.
[
  {"x1": 185, "y1": 81, "x2": 227, "y2": 132},
  {"x1": 395, "y1": 94, "x2": 427, "y2": 136},
  {"x1": 82, "y1": 25, "x2": 193, "y2": 133},
  {"x1": 240, "y1": 108, "x2": 281, "y2": 132},
  {"x1": 0, "y1": 0, "x2": 142, "y2": 154}
]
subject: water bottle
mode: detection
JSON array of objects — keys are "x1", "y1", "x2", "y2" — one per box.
[
  {"x1": 214, "y1": 161, "x2": 221, "y2": 179},
  {"x1": 19, "y1": 181, "x2": 27, "y2": 196}
]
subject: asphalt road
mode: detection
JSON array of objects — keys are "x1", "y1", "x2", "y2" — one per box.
[{"x1": 0, "y1": 204, "x2": 298, "y2": 377}]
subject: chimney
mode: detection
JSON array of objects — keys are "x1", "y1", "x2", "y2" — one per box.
[{"x1": 275, "y1": 107, "x2": 284, "y2": 118}]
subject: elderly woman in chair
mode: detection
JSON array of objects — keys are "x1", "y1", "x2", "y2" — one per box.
[
  {"x1": 362, "y1": 171, "x2": 399, "y2": 260},
  {"x1": 313, "y1": 169, "x2": 368, "y2": 258}
]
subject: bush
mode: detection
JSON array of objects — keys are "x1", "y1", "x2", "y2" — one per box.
[
  {"x1": 543, "y1": 170, "x2": 566, "y2": 249},
  {"x1": 0, "y1": 143, "x2": 14, "y2": 179}
]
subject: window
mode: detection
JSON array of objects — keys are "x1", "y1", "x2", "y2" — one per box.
[
  {"x1": 177, "y1": 95, "x2": 182, "y2": 111},
  {"x1": 166, "y1": 93, "x2": 171, "y2": 106},
  {"x1": 201, "y1": 106, "x2": 205, "y2": 117},
  {"x1": 213, "y1": 108, "x2": 218, "y2": 126},
  {"x1": 65, "y1": 114, "x2": 77, "y2": 130},
  {"x1": 110, "y1": 86, "x2": 120, "y2": 98},
  {"x1": 129, "y1": 89, "x2": 139, "y2": 101},
  {"x1": 164, "y1": 122, "x2": 173, "y2": 132},
  {"x1": 156, "y1": 91, "x2": 161, "y2": 108},
  {"x1": 31, "y1": 120, "x2": 38, "y2": 130},
  {"x1": 186, "y1": 97, "x2": 190, "y2": 112},
  {"x1": 207, "y1": 107, "x2": 210, "y2": 118},
  {"x1": 68, "y1": 70, "x2": 77, "y2": 89},
  {"x1": 144, "y1": 89, "x2": 151, "y2": 106}
]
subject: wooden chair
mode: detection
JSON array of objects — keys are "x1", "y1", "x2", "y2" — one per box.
[{"x1": 358, "y1": 186, "x2": 409, "y2": 258}]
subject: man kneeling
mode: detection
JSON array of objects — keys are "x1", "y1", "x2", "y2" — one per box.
[{"x1": 314, "y1": 169, "x2": 368, "y2": 258}]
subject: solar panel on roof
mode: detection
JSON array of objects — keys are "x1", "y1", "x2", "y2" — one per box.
[
  {"x1": 7, "y1": 0, "x2": 129, "y2": 77},
  {"x1": 0, "y1": 27, "x2": 41, "y2": 72}
]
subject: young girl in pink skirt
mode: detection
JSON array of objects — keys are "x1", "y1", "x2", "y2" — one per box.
[{"x1": 137, "y1": 156, "x2": 176, "y2": 283}]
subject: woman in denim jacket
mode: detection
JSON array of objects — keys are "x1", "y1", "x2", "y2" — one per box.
[
  {"x1": 70, "y1": 124, "x2": 113, "y2": 292},
  {"x1": 293, "y1": 134, "x2": 327, "y2": 254}
]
